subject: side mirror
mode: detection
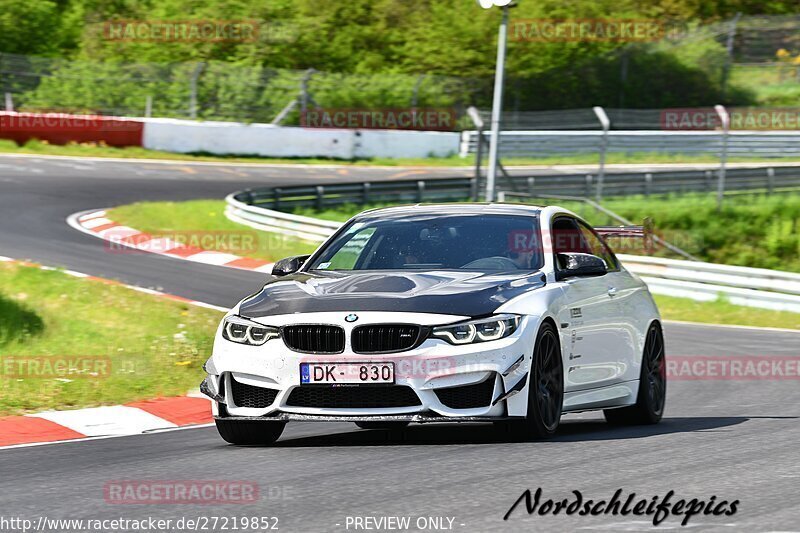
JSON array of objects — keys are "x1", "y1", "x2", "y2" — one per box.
[
  {"x1": 271, "y1": 255, "x2": 310, "y2": 277},
  {"x1": 555, "y1": 252, "x2": 607, "y2": 280}
]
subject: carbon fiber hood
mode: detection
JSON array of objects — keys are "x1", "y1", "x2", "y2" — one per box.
[{"x1": 238, "y1": 270, "x2": 545, "y2": 318}]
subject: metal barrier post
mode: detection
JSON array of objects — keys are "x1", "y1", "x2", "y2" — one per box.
[
  {"x1": 4, "y1": 92, "x2": 13, "y2": 112},
  {"x1": 189, "y1": 62, "x2": 205, "y2": 119},
  {"x1": 767, "y1": 167, "x2": 775, "y2": 195},
  {"x1": 593, "y1": 106, "x2": 610, "y2": 203},
  {"x1": 467, "y1": 107, "x2": 485, "y2": 201},
  {"x1": 644, "y1": 173, "x2": 652, "y2": 197},
  {"x1": 145, "y1": 95, "x2": 152, "y2": 118},
  {"x1": 715, "y1": 104, "x2": 730, "y2": 210},
  {"x1": 315, "y1": 186, "x2": 325, "y2": 210}
]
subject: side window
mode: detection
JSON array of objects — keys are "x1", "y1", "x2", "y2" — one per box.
[
  {"x1": 551, "y1": 216, "x2": 592, "y2": 270},
  {"x1": 578, "y1": 222, "x2": 619, "y2": 271}
]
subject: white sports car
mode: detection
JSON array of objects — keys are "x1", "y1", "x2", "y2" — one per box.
[{"x1": 201, "y1": 204, "x2": 666, "y2": 445}]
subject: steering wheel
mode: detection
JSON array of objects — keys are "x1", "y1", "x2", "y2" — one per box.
[{"x1": 461, "y1": 256, "x2": 519, "y2": 270}]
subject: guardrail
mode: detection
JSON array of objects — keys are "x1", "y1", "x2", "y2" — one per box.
[
  {"x1": 230, "y1": 177, "x2": 477, "y2": 211},
  {"x1": 619, "y1": 255, "x2": 800, "y2": 313},
  {"x1": 495, "y1": 165, "x2": 800, "y2": 198},
  {"x1": 230, "y1": 168, "x2": 800, "y2": 220},
  {"x1": 460, "y1": 130, "x2": 800, "y2": 159},
  {"x1": 224, "y1": 190, "x2": 800, "y2": 313},
  {"x1": 225, "y1": 193, "x2": 342, "y2": 241}
]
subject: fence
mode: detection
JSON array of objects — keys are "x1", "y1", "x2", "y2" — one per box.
[
  {"x1": 461, "y1": 130, "x2": 800, "y2": 159},
  {"x1": 0, "y1": 53, "x2": 479, "y2": 125}
]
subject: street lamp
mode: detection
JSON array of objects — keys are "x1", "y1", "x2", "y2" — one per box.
[{"x1": 479, "y1": 0, "x2": 514, "y2": 202}]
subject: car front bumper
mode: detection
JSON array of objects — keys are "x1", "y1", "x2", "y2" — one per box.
[{"x1": 202, "y1": 312, "x2": 538, "y2": 421}]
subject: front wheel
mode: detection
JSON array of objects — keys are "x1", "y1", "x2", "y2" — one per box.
[
  {"x1": 498, "y1": 321, "x2": 563, "y2": 441},
  {"x1": 604, "y1": 323, "x2": 666, "y2": 425},
  {"x1": 215, "y1": 419, "x2": 286, "y2": 445}
]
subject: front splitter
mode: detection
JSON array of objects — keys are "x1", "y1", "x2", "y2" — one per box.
[{"x1": 215, "y1": 413, "x2": 522, "y2": 423}]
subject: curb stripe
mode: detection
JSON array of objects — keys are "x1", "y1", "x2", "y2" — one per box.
[
  {"x1": 0, "y1": 416, "x2": 86, "y2": 447},
  {"x1": 69, "y1": 209, "x2": 274, "y2": 274},
  {"x1": 128, "y1": 397, "x2": 213, "y2": 426}
]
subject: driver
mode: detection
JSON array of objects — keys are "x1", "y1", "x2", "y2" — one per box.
[{"x1": 507, "y1": 248, "x2": 534, "y2": 269}]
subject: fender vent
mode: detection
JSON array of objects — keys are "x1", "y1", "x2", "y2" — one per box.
[{"x1": 434, "y1": 376, "x2": 496, "y2": 409}]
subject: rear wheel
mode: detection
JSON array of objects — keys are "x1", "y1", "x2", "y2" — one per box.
[
  {"x1": 354, "y1": 421, "x2": 410, "y2": 431},
  {"x1": 604, "y1": 323, "x2": 666, "y2": 425},
  {"x1": 215, "y1": 419, "x2": 286, "y2": 445},
  {"x1": 497, "y1": 321, "x2": 563, "y2": 441}
]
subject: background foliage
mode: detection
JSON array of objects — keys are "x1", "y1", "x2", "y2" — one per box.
[{"x1": 2, "y1": 0, "x2": 799, "y2": 116}]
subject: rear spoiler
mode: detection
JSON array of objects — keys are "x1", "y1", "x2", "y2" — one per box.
[{"x1": 594, "y1": 218, "x2": 654, "y2": 250}]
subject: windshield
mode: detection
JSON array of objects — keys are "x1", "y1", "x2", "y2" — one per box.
[{"x1": 306, "y1": 213, "x2": 542, "y2": 271}]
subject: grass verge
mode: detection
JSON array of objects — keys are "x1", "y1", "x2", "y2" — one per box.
[
  {"x1": 653, "y1": 294, "x2": 800, "y2": 330},
  {"x1": 3, "y1": 139, "x2": 800, "y2": 167},
  {"x1": 0, "y1": 261, "x2": 222, "y2": 416},
  {"x1": 109, "y1": 199, "x2": 319, "y2": 262}
]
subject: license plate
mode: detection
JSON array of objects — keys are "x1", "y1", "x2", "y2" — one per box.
[{"x1": 300, "y1": 362, "x2": 394, "y2": 385}]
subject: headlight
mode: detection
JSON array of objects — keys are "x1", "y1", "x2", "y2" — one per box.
[
  {"x1": 221, "y1": 315, "x2": 279, "y2": 346},
  {"x1": 431, "y1": 314, "x2": 520, "y2": 345}
]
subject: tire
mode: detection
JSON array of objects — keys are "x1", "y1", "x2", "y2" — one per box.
[
  {"x1": 215, "y1": 419, "x2": 286, "y2": 445},
  {"x1": 604, "y1": 323, "x2": 666, "y2": 425},
  {"x1": 498, "y1": 321, "x2": 564, "y2": 441},
  {"x1": 354, "y1": 421, "x2": 410, "y2": 431}
]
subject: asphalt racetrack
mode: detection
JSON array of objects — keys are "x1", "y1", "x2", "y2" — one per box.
[{"x1": 0, "y1": 154, "x2": 798, "y2": 532}]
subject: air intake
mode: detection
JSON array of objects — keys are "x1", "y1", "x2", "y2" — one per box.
[
  {"x1": 286, "y1": 386, "x2": 422, "y2": 409},
  {"x1": 352, "y1": 324, "x2": 423, "y2": 354},
  {"x1": 282, "y1": 325, "x2": 345, "y2": 353},
  {"x1": 231, "y1": 377, "x2": 279, "y2": 409}
]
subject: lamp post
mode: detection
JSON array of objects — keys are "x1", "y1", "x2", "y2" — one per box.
[{"x1": 479, "y1": 0, "x2": 513, "y2": 202}]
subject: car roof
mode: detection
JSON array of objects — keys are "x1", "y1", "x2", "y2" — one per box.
[{"x1": 355, "y1": 203, "x2": 544, "y2": 220}]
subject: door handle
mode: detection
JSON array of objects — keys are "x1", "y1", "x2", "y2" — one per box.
[{"x1": 607, "y1": 287, "x2": 617, "y2": 297}]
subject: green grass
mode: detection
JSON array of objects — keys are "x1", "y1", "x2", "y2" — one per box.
[
  {"x1": 109, "y1": 199, "x2": 319, "y2": 262},
  {"x1": 0, "y1": 261, "x2": 223, "y2": 416},
  {"x1": 3, "y1": 138, "x2": 800, "y2": 167},
  {"x1": 730, "y1": 64, "x2": 800, "y2": 106},
  {"x1": 654, "y1": 294, "x2": 800, "y2": 330}
]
